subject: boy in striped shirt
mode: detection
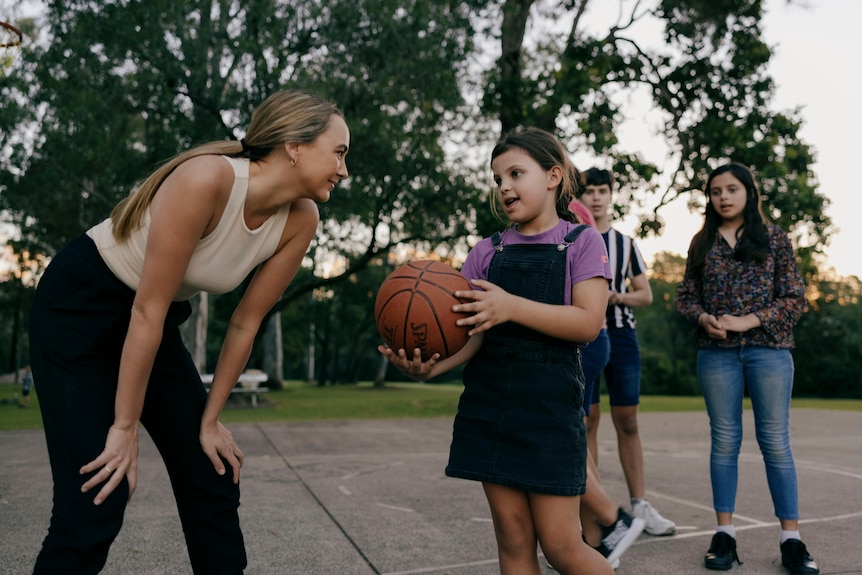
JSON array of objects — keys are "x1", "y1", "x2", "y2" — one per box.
[{"x1": 578, "y1": 168, "x2": 676, "y2": 536}]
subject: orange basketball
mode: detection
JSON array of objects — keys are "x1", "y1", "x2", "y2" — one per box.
[{"x1": 375, "y1": 260, "x2": 472, "y2": 361}]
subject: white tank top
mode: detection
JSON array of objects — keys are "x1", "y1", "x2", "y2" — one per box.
[{"x1": 87, "y1": 156, "x2": 290, "y2": 301}]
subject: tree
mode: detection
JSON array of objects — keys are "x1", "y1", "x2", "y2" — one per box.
[
  {"x1": 485, "y1": 0, "x2": 829, "y2": 265},
  {"x1": 1, "y1": 0, "x2": 839, "y2": 388},
  {"x1": 0, "y1": 240, "x2": 40, "y2": 376},
  {"x1": 1, "y1": 0, "x2": 487, "y2": 297},
  {"x1": 0, "y1": 0, "x2": 488, "y2": 381},
  {"x1": 635, "y1": 252, "x2": 698, "y2": 395},
  {"x1": 633, "y1": 256, "x2": 862, "y2": 399},
  {"x1": 793, "y1": 272, "x2": 862, "y2": 398}
]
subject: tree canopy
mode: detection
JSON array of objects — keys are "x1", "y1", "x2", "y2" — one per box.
[
  {"x1": 2, "y1": 0, "x2": 831, "y2": 277},
  {"x1": 1, "y1": 0, "x2": 487, "y2": 305},
  {"x1": 1, "y1": 0, "x2": 849, "y2": 390},
  {"x1": 486, "y1": 0, "x2": 828, "y2": 274}
]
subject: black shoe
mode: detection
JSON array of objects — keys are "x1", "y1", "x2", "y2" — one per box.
[
  {"x1": 781, "y1": 539, "x2": 819, "y2": 574},
  {"x1": 705, "y1": 532, "x2": 742, "y2": 570}
]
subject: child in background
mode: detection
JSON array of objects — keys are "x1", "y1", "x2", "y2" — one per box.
[
  {"x1": 578, "y1": 168, "x2": 676, "y2": 536},
  {"x1": 380, "y1": 127, "x2": 613, "y2": 574},
  {"x1": 20, "y1": 365, "x2": 33, "y2": 408},
  {"x1": 676, "y1": 163, "x2": 818, "y2": 574},
  {"x1": 568, "y1": 198, "x2": 609, "y2": 459},
  {"x1": 569, "y1": 199, "x2": 645, "y2": 570}
]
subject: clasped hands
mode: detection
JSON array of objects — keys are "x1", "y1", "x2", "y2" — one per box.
[{"x1": 699, "y1": 313, "x2": 752, "y2": 340}]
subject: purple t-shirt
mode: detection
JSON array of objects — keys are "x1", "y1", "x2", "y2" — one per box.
[{"x1": 460, "y1": 220, "x2": 612, "y2": 305}]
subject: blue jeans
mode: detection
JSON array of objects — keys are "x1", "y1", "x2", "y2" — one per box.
[{"x1": 697, "y1": 347, "x2": 799, "y2": 520}]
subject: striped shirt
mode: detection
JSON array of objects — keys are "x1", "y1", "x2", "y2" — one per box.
[{"x1": 603, "y1": 228, "x2": 648, "y2": 329}]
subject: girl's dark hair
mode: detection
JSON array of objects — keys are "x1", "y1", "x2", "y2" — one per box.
[
  {"x1": 687, "y1": 162, "x2": 770, "y2": 279},
  {"x1": 490, "y1": 126, "x2": 580, "y2": 223}
]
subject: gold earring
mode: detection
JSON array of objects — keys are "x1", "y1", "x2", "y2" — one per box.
[{"x1": 291, "y1": 156, "x2": 297, "y2": 166}]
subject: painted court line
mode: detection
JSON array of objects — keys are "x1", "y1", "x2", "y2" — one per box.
[
  {"x1": 795, "y1": 458, "x2": 862, "y2": 480},
  {"x1": 645, "y1": 490, "x2": 769, "y2": 526},
  {"x1": 636, "y1": 510, "x2": 862, "y2": 546},
  {"x1": 376, "y1": 502, "x2": 415, "y2": 513},
  {"x1": 341, "y1": 460, "x2": 405, "y2": 481},
  {"x1": 381, "y1": 556, "x2": 500, "y2": 575}
]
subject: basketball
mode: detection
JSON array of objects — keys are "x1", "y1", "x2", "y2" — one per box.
[{"x1": 375, "y1": 260, "x2": 473, "y2": 361}]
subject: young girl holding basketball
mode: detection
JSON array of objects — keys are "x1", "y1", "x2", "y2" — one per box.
[
  {"x1": 380, "y1": 126, "x2": 613, "y2": 575},
  {"x1": 675, "y1": 163, "x2": 818, "y2": 574}
]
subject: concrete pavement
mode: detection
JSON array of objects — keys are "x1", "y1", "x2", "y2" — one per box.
[{"x1": 2, "y1": 409, "x2": 860, "y2": 574}]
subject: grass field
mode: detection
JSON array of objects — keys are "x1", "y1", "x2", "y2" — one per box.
[{"x1": 2, "y1": 380, "x2": 861, "y2": 431}]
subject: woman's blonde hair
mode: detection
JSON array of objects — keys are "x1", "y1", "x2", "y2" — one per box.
[{"x1": 110, "y1": 89, "x2": 343, "y2": 241}]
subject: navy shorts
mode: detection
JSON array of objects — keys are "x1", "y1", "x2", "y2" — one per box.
[
  {"x1": 605, "y1": 327, "x2": 641, "y2": 407},
  {"x1": 581, "y1": 329, "x2": 609, "y2": 416}
]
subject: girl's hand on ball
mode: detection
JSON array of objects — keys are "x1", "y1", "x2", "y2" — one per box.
[
  {"x1": 377, "y1": 345, "x2": 439, "y2": 381},
  {"x1": 453, "y1": 279, "x2": 513, "y2": 336}
]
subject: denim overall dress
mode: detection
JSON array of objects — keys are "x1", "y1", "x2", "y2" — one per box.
[{"x1": 445, "y1": 226, "x2": 588, "y2": 495}]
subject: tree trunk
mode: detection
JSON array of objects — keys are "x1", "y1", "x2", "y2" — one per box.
[
  {"x1": 263, "y1": 311, "x2": 284, "y2": 389},
  {"x1": 499, "y1": 0, "x2": 535, "y2": 134},
  {"x1": 373, "y1": 354, "x2": 388, "y2": 388},
  {"x1": 8, "y1": 282, "x2": 22, "y2": 376},
  {"x1": 307, "y1": 292, "x2": 316, "y2": 383},
  {"x1": 180, "y1": 292, "x2": 208, "y2": 373}
]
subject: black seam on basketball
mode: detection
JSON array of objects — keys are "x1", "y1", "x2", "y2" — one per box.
[
  {"x1": 411, "y1": 291, "x2": 450, "y2": 357},
  {"x1": 375, "y1": 262, "x2": 470, "y2": 360}
]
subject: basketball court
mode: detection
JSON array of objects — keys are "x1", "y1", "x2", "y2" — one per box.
[{"x1": 1, "y1": 408, "x2": 860, "y2": 574}]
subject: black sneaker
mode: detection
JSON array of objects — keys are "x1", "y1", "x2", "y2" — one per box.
[
  {"x1": 594, "y1": 507, "x2": 645, "y2": 565},
  {"x1": 705, "y1": 532, "x2": 742, "y2": 570},
  {"x1": 781, "y1": 539, "x2": 819, "y2": 574}
]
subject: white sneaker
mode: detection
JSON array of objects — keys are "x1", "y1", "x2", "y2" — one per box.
[{"x1": 631, "y1": 499, "x2": 676, "y2": 536}]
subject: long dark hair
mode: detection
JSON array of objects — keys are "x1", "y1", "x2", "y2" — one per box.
[
  {"x1": 490, "y1": 126, "x2": 580, "y2": 224},
  {"x1": 687, "y1": 162, "x2": 769, "y2": 279}
]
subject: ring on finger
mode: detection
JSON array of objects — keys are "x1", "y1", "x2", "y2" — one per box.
[{"x1": 105, "y1": 465, "x2": 113, "y2": 474}]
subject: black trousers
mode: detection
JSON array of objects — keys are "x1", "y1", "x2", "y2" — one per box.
[{"x1": 29, "y1": 234, "x2": 246, "y2": 574}]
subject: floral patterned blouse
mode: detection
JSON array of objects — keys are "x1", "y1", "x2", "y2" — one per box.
[{"x1": 675, "y1": 224, "x2": 806, "y2": 349}]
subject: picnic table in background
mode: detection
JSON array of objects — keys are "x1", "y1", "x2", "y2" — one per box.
[{"x1": 200, "y1": 370, "x2": 269, "y2": 407}]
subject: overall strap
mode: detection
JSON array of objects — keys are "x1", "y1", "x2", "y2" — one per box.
[
  {"x1": 492, "y1": 224, "x2": 587, "y2": 254},
  {"x1": 559, "y1": 224, "x2": 589, "y2": 251},
  {"x1": 491, "y1": 231, "x2": 504, "y2": 253}
]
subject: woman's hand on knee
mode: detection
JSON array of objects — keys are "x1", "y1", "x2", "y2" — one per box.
[
  {"x1": 200, "y1": 420, "x2": 244, "y2": 484},
  {"x1": 80, "y1": 424, "x2": 139, "y2": 505}
]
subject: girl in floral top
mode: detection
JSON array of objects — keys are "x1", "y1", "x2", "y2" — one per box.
[{"x1": 676, "y1": 163, "x2": 818, "y2": 574}]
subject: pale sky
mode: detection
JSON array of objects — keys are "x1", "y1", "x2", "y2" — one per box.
[{"x1": 607, "y1": 0, "x2": 862, "y2": 279}]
